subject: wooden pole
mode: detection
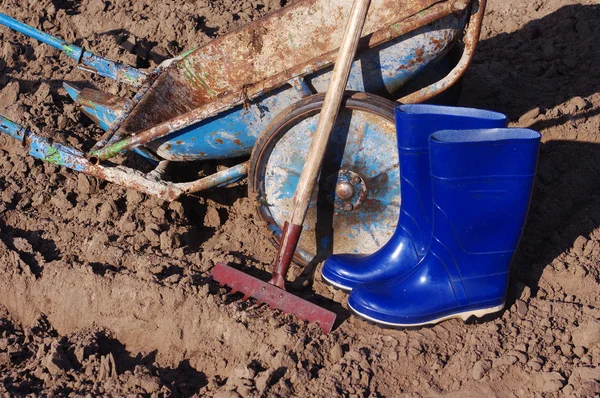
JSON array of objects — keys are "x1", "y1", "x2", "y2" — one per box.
[{"x1": 269, "y1": 0, "x2": 372, "y2": 289}]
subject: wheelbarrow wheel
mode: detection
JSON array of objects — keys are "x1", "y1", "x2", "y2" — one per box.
[{"x1": 249, "y1": 92, "x2": 400, "y2": 266}]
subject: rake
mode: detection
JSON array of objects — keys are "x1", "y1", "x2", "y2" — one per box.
[{"x1": 211, "y1": 0, "x2": 372, "y2": 333}]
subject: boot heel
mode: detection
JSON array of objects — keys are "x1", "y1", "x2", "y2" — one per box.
[{"x1": 458, "y1": 303, "x2": 506, "y2": 322}]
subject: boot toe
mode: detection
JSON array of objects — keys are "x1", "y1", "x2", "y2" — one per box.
[
  {"x1": 321, "y1": 254, "x2": 370, "y2": 291},
  {"x1": 321, "y1": 234, "x2": 422, "y2": 291},
  {"x1": 347, "y1": 280, "x2": 414, "y2": 325},
  {"x1": 347, "y1": 265, "x2": 461, "y2": 327}
]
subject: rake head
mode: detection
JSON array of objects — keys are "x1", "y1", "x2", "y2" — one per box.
[{"x1": 210, "y1": 262, "x2": 336, "y2": 334}]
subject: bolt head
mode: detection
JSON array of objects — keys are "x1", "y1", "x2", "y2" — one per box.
[{"x1": 336, "y1": 182, "x2": 355, "y2": 200}]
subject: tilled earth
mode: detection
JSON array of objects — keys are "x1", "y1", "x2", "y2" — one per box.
[{"x1": 0, "y1": 0, "x2": 600, "y2": 396}]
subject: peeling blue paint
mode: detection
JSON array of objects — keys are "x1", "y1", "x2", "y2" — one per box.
[
  {"x1": 64, "y1": 13, "x2": 464, "y2": 163},
  {"x1": 0, "y1": 13, "x2": 146, "y2": 87}
]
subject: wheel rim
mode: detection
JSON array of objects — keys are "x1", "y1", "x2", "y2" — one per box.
[{"x1": 253, "y1": 99, "x2": 400, "y2": 265}]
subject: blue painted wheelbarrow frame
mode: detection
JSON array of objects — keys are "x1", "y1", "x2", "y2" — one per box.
[{"x1": 0, "y1": 0, "x2": 486, "y2": 262}]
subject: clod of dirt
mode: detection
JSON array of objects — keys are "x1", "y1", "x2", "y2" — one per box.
[
  {"x1": 0, "y1": 81, "x2": 19, "y2": 109},
  {"x1": 518, "y1": 107, "x2": 541, "y2": 126},
  {"x1": 515, "y1": 300, "x2": 529, "y2": 318},
  {"x1": 204, "y1": 207, "x2": 223, "y2": 228},
  {"x1": 572, "y1": 319, "x2": 600, "y2": 349},
  {"x1": 534, "y1": 372, "x2": 566, "y2": 393},
  {"x1": 472, "y1": 360, "x2": 492, "y2": 380},
  {"x1": 43, "y1": 340, "x2": 72, "y2": 375}
]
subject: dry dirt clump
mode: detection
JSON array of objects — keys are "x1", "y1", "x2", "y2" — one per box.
[
  {"x1": 1, "y1": 0, "x2": 600, "y2": 396},
  {"x1": 0, "y1": 307, "x2": 204, "y2": 397}
]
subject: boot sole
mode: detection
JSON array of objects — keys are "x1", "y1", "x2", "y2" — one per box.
[
  {"x1": 348, "y1": 302, "x2": 505, "y2": 328},
  {"x1": 320, "y1": 273, "x2": 353, "y2": 292}
]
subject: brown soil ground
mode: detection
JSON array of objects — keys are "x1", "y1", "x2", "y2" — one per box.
[{"x1": 0, "y1": 0, "x2": 599, "y2": 396}]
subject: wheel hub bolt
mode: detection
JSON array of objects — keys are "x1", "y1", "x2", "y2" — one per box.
[{"x1": 336, "y1": 182, "x2": 355, "y2": 200}]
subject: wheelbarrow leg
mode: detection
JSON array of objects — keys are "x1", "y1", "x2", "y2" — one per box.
[
  {"x1": 0, "y1": 115, "x2": 249, "y2": 200},
  {"x1": 0, "y1": 116, "x2": 183, "y2": 200}
]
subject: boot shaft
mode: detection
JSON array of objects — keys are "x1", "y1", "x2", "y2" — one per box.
[
  {"x1": 428, "y1": 128, "x2": 541, "y2": 300},
  {"x1": 394, "y1": 105, "x2": 507, "y2": 255}
]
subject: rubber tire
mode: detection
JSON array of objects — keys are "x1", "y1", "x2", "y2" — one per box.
[{"x1": 249, "y1": 92, "x2": 398, "y2": 266}]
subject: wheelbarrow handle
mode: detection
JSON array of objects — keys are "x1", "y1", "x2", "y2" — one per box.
[
  {"x1": 269, "y1": 0, "x2": 372, "y2": 289},
  {"x1": 399, "y1": 0, "x2": 487, "y2": 104},
  {"x1": 0, "y1": 13, "x2": 82, "y2": 59},
  {"x1": 0, "y1": 12, "x2": 146, "y2": 87}
]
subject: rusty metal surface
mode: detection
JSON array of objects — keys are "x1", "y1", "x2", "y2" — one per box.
[
  {"x1": 88, "y1": 67, "x2": 165, "y2": 158},
  {"x1": 211, "y1": 262, "x2": 336, "y2": 334},
  {"x1": 399, "y1": 0, "x2": 486, "y2": 103},
  {"x1": 120, "y1": 0, "x2": 444, "y2": 135},
  {"x1": 27, "y1": 135, "x2": 184, "y2": 202},
  {"x1": 78, "y1": 51, "x2": 147, "y2": 87},
  {"x1": 90, "y1": 0, "x2": 469, "y2": 162},
  {"x1": 309, "y1": 10, "x2": 465, "y2": 96},
  {"x1": 89, "y1": 88, "x2": 251, "y2": 161},
  {"x1": 325, "y1": 170, "x2": 368, "y2": 211},
  {"x1": 176, "y1": 162, "x2": 249, "y2": 193},
  {"x1": 133, "y1": 8, "x2": 465, "y2": 162},
  {"x1": 63, "y1": 84, "x2": 129, "y2": 131},
  {"x1": 0, "y1": 116, "x2": 250, "y2": 200},
  {"x1": 91, "y1": 164, "x2": 183, "y2": 202}
]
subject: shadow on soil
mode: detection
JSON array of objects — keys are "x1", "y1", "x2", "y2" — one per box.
[
  {"x1": 459, "y1": 4, "x2": 600, "y2": 127},
  {"x1": 0, "y1": 219, "x2": 60, "y2": 277},
  {"x1": 457, "y1": 4, "x2": 600, "y2": 304},
  {"x1": 509, "y1": 140, "x2": 600, "y2": 298},
  {"x1": 96, "y1": 334, "x2": 208, "y2": 397}
]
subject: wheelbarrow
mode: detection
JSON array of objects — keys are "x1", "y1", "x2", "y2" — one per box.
[{"x1": 0, "y1": 0, "x2": 486, "y2": 266}]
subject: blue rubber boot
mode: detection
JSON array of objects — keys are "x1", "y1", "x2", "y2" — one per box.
[
  {"x1": 348, "y1": 128, "x2": 541, "y2": 327},
  {"x1": 321, "y1": 105, "x2": 507, "y2": 291}
]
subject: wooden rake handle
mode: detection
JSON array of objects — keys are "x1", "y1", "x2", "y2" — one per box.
[{"x1": 269, "y1": 0, "x2": 372, "y2": 289}]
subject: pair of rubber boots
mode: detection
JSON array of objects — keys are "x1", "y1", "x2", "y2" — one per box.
[{"x1": 322, "y1": 104, "x2": 541, "y2": 327}]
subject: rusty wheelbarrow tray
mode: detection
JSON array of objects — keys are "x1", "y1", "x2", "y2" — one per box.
[{"x1": 0, "y1": 0, "x2": 486, "y2": 266}]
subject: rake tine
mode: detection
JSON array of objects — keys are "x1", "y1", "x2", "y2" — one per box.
[{"x1": 210, "y1": 263, "x2": 336, "y2": 333}]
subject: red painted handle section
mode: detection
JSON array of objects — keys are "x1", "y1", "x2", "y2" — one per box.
[{"x1": 268, "y1": 221, "x2": 303, "y2": 290}]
